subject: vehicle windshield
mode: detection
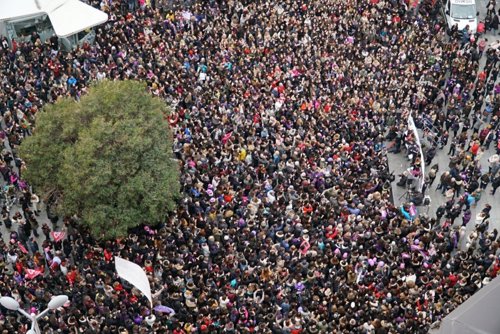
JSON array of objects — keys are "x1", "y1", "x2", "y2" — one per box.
[{"x1": 450, "y1": 4, "x2": 476, "y2": 19}]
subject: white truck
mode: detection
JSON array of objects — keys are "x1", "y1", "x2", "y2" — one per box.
[{"x1": 442, "y1": 0, "x2": 479, "y2": 34}]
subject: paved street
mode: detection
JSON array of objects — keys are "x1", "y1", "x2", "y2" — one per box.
[
  {"x1": 0, "y1": 151, "x2": 63, "y2": 249},
  {"x1": 388, "y1": 6, "x2": 500, "y2": 249},
  {"x1": 2, "y1": 0, "x2": 498, "y2": 253},
  {"x1": 388, "y1": 140, "x2": 499, "y2": 232}
]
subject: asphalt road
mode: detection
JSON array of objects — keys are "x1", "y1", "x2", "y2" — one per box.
[{"x1": 388, "y1": 1, "x2": 500, "y2": 250}]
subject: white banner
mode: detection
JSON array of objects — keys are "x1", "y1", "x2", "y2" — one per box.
[
  {"x1": 115, "y1": 256, "x2": 152, "y2": 307},
  {"x1": 407, "y1": 115, "x2": 425, "y2": 192}
]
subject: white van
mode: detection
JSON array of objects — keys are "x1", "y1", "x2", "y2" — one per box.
[{"x1": 442, "y1": 0, "x2": 479, "y2": 34}]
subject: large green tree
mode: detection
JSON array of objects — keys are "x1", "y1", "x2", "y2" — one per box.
[{"x1": 20, "y1": 81, "x2": 180, "y2": 239}]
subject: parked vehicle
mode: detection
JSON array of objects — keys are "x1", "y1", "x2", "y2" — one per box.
[{"x1": 442, "y1": 0, "x2": 479, "y2": 33}]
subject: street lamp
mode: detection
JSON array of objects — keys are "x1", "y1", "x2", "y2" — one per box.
[{"x1": 0, "y1": 295, "x2": 68, "y2": 334}]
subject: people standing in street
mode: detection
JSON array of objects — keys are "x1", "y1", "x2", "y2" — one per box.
[
  {"x1": 490, "y1": 11, "x2": 499, "y2": 34},
  {"x1": 462, "y1": 208, "x2": 472, "y2": 227},
  {"x1": 428, "y1": 164, "x2": 439, "y2": 186},
  {"x1": 491, "y1": 174, "x2": 500, "y2": 195},
  {"x1": 0, "y1": 1, "x2": 498, "y2": 333}
]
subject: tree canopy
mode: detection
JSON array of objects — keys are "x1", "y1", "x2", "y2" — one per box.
[{"x1": 20, "y1": 80, "x2": 180, "y2": 239}]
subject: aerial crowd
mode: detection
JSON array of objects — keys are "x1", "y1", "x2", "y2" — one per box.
[{"x1": 0, "y1": 0, "x2": 500, "y2": 333}]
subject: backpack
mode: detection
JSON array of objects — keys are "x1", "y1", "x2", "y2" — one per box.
[{"x1": 474, "y1": 191, "x2": 482, "y2": 202}]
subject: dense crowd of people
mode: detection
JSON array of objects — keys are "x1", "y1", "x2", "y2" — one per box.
[{"x1": 0, "y1": 0, "x2": 500, "y2": 333}]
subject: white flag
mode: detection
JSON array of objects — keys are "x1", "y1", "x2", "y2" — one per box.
[
  {"x1": 407, "y1": 115, "x2": 425, "y2": 192},
  {"x1": 115, "y1": 256, "x2": 152, "y2": 307}
]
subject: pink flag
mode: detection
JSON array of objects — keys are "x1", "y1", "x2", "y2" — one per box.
[
  {"x1": 17, "y1": 242, "x2": 28, "y2": 254},
  {"x1": 409, "y1": 205, "x2": 417, "y2": 217},
  {"x1": 51, "y1": 231, "x2": 66, "y2": 242},
  {"x1": 222, "y1": 132, "x2": 232, "y2": 144},
  {"x1": 25, "y1": 268, "x2": 43, "y2": 280},
  {"x1": 300, "y1": 240, "x2": 310, "y2": 255}
]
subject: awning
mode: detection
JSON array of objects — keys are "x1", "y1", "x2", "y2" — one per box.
[
  {"x1": 47, "y1": 0, "x2": 108, "y2": 37},
  {"x1": 0, "y1": 1, "x2": 41, "y2": 21},
  {"x1": 0, "y1": 0, "x2": 108, "y2": 37},
  {"x1": 437, "y1": 276, "x2": 500, "y2": 334}
]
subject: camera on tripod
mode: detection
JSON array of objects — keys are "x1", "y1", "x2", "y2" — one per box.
[{"x1": 406, "y1": 177, "x2": 417, "y2": 191}]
